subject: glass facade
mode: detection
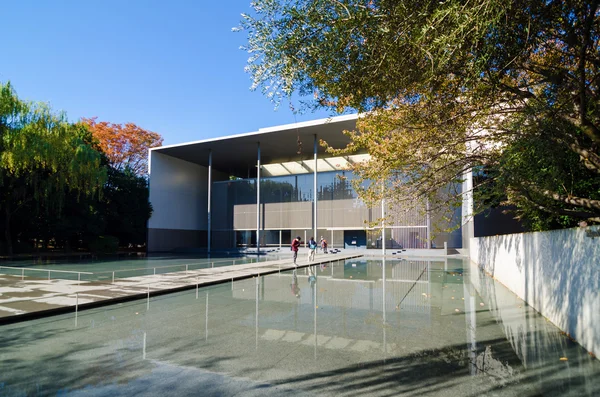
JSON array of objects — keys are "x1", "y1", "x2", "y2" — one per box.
[
  {"x1": 213, "y1": 172, "x2": 365, "y2": 204},
  {"x1": 211, "y1": 170, "x2": 428, "y2": 249}
]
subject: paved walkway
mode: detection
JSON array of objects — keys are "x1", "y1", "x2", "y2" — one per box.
[{"x1": 0, "y1": 253, "x2": 363, "y2": 324}]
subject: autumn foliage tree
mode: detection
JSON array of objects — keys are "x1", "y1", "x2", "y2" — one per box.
[
  {"x1": 82, "y1": 118, "x2": 163, "y2": 176},
  {"x1": 80, "y1": 117, "x2": 161, "y2": 249}
]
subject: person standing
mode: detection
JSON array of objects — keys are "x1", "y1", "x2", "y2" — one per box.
[
  {"x1": 291, "y1": 236, "x2": 301, "y2": 265},
  {"x1": 322, "y1": 238, "x2": 328, "y2": 254},
  {"x1": 307, "y1": 237, "x2": 317, "y2": 262}
]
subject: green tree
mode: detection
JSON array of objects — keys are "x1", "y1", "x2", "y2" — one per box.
[
  {"x1": 0, "y1": 82, "x2": 106, "y2": 255},
  {"x1": 240, "y1": 0, "x2": 600, "y2": 229},
  {"x1": 102, "y1": 166, "x2": 153, "y2": 247}
]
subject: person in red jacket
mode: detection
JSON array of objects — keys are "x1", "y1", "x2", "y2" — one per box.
[{"x1": 291, "y1": 236, "x2": 301, "y2": 265}]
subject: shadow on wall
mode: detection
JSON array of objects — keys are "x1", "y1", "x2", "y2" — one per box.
[
  {"x1": 472, "y1": 226, "x2": 600, "y2": 359},
  {"x1": 468, "y1": 259, "x2": 598, "y2": 378}
]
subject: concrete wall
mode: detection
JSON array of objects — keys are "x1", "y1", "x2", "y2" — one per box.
[
  {"x1": 147, "y1": 229, "x2": 207, "y2": 252},
  {"x1": 148, "y1": 152, "x2": 208, "y2": 251},
  {"x1": 469, "y1": 226, "x2": 600, "y2": 358},
  {"x1": 466, "y1": 258, "x2": 600, "y2": 388}
]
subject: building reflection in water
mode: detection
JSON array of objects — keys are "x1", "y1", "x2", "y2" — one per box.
[
  {"x1": 1, "y1": 257, "x2": 599, "y2": 396},
  {"x1": 225, "y1": 257, "x2": 599, "y2": 395},
  {"x1": 232, "y1": 258, "x2": 437, "y2": 357}
]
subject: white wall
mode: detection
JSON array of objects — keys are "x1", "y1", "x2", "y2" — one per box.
[
  {"x1": 466, "y1": 259, "x2": 600, "y2": 384},
  {"x1": 148, "y1": 151, "x2": 208, "y2": 231},
  {"x1": 470, "y1": 226, "x2": 600, "y2": 358},
  {"x1": 461, "y1": 168, "x2": 474, "y2": 250}
]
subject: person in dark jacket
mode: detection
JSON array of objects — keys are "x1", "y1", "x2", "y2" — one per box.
[{"x1": 291, "y1": 236, "x2": 301, "y2": 265}]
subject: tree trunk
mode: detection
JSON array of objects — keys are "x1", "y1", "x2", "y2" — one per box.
[{"x1": 4, "y1": 204, "x2": 12, "y2": 256}]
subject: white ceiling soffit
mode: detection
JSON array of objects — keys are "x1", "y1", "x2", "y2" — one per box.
[
  {"x1": 347, "y1": 154, "x2": 371, "y2": 164},
  {"x1": 262, "y1": 163, "x2": 289, "y2": 176},
  {"x1": 303, "y1": 159, "x2": 335, "y2": 172},
  {"x1": 326, "y1": 156, "x2": 350, "y2": 169},
  {"x1": 281, "y1": 161, "x2": 309, "y2": 175},
  {"x1": 262, "y1": 155, "x2": 371, "y2": 177}
]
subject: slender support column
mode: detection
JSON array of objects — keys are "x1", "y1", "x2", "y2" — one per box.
[
  {"x1": 279, "y1": 230, "x2": 282, "y2": 248},
  {"x1": 207, "y1": 149, "x2": 212, "y2": 254},
  {"x1": 256, "y1": 143, "x2": 261, "y2": 253},
  {"x1": 426, "y1": 197, "x2": 431, "y2": 249},
  {"x1": 313, "y1": 135, "x2": 318, "y2": 241},
  {"x1": 381, "y1": 184, "x2": 386, "y2": 257},
  {"x1": 331, "y1": 229, "x2": 334, "y2": 249},
  {"x1": 462, "y1": 168, "x2": 474, "y2": 249}
]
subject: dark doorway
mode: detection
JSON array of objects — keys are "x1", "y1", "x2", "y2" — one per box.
[{"x1": 344, "y1": 230, "x2": 366, "y2": 249}]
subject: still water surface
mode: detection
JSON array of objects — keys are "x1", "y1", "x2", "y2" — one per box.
[{"x1": 0, "y1": 258, "x2": 598, "y2": 396}]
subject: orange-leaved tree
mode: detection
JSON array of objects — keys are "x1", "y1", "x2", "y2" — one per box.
[{"x1": 81, "y1": 117, "x2": 163, "y2": 176}]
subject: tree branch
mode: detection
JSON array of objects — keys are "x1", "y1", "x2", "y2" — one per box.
[
  {"x1": 541, "y1": 189, "x2": 600, "y2": 212},
  {"x1": 577, "y1": 0, "x2": 600, "y2": 143}
]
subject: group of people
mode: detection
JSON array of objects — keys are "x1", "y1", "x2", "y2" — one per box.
[{"x1": 291, "y1": 235, "x2": 328, "y2": 265}]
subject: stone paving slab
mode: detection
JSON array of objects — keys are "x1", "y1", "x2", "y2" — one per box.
[{"x1": 0, "y1": 253, "x2": 362, "y2": 323}]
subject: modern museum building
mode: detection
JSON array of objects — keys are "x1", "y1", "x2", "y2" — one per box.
[{"x1": 147, "y1": 114, "x2": 463, "y2": 252}]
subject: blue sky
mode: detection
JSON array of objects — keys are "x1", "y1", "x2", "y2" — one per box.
[{"x1": 0, "y1": 1, "x2": 334, "y2": 145}]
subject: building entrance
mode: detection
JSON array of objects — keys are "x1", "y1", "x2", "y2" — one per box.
[{"x1": 344, "y1": 230, "x2": 366, "y2": 249}]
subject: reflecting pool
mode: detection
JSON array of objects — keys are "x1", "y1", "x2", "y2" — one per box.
[{"x1": 0, "y1": 258, "x2": 598, "y2": 396}]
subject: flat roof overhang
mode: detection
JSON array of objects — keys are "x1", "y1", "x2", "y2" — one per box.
[{"x1": 150, "y1": 114, "x2": 361, "y2": 177}]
